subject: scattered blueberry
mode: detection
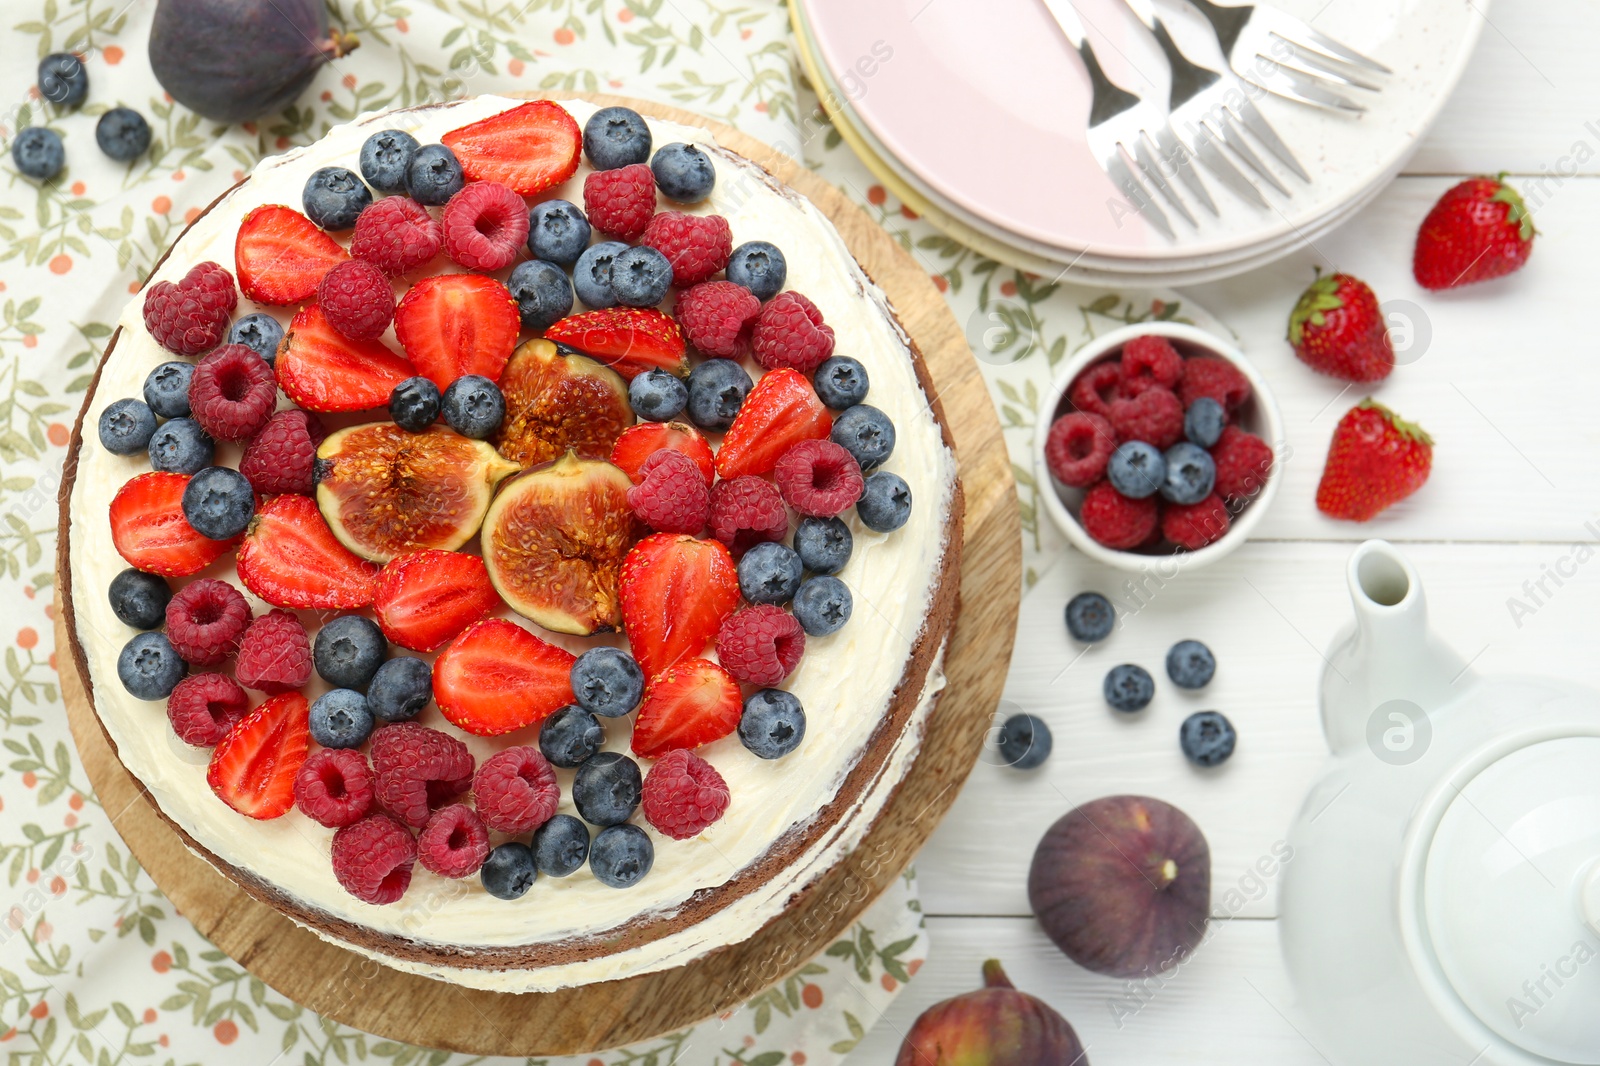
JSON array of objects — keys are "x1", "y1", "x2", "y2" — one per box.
[
  {"x1": 1161, "y1": 443, "x2": 1216, "y2": 505},
  {"x1": 794, "y1": 516, "x2": 852, "y2": 575},
  {"x1": 228, "y1": 313, "x2": 284, "y2": 366},
  {"x1": 504, "y1": 259, "x2": 572, "y2": 332},
  {"x1": 573, "y1": 240, "x2": 629, "y2": 309},
  {"x1": 738, "y1": 542, "x2": 803, "y2": 605},
  {"x1": 98, "y1": 398, "x2": 157, "y2": 456},
  {"x1": 830, "y1": 404, "x2": 895, "y2": 472},
  {"x1": 1166, "y1": 639, "x2": 1216, "y2": 689},
  {"x1": 610, "y1": 244, "x2": 673, "y2": 307},
  {"x1": 117, "y1": 632, "x2": 186, "y2": 700},
  {"x1": 302, "y1": 166, "x2": 372, "y2": 231},
  {"x1": 389, "y1": 376, "x2": 441, "y2": 433},
  {"x1": 572, "y1": 751, "x2": 642, "y2": 827},
  {"x1": 143, "y1": 361, "x2": 194, "y2": 418},
  {"x1": 1184, "y1": 396, "x2": 1225, "y2": 448},
  {"x1": 441, "y1": 375, "x2": 505, "y2": 439},
  {"x1": 1107, "y1": 440, "x2": 1166, "y2": 499},
  {"x1": 12, "y1": 128, "x2": 64, "y2": 181},
  {"x1": 739, "y1": 689, "x2": 806, "y2": 759},
  {"x1": 359, "y1": 129, "x2": 420, "y2": 194},
  {"x1": 1065, "y1": 591, "x2": 1116, "y2": 643},
  {"x1": 998, "y1": 713, "x2": 1052, "y2": 770},
  {"x1": 856, "y1": 471, "x2": 912, "y2": 533},
  {"x1": 813, "y1": 356, "x2": 868, "y2": 410},
  {"x1": 366, "y1": 657, "x2": 432, "y2": 722},
  {"x1": 109, "y1": 568, "x2": 171, "y2": 630},
  {"x1": 583, "y1": 106, "x2": 652, "y2": 170},
  {"x1": 589, "y1": 824, "x2": 654, "y2": 888},
  {"x1": 480, "y1": 842, "x2": 538, "y2": 900},
  {"x1": 309, "y1": 689, "x2": 374, "y2": 749},
  {"x1": 533, "y1": 814, "x2": 591, "y2": 877},
  {"x1": 651, "y1": 142, "x2": 715, "y2": 203},
  {"x1": 404, "y1": 143, "x2": 464, "y2": 206},
  {"x1": 38, "y1": 53, "x2": 88, "y2": 107},
  {"x1": 686, "y1": 357, "x2": 753, "y2": 430},
  {"x1": 539, "y1": 705, "x2": 605, "y2": 768},
  {"x1": 527, "y1": 199, "x2": 591, "y2": 267},
  {"x1": 725, "y1": 240, "x2": 787, "y2": 301},
  {"x1": 1104, "y1": 664, "x2": 1155, "y2": 713},
  {"x1": 147, "y1": 418, "x2": 214, "y2": 475},
  {"x1": 628, "y1": 368, "x2": 688, "y2": 421},
  {"x1": 181, "y1": 466, "x2": 255, "y2": 540},
  {"x1": 313, "y1": 615, "x2": 388, "y2": 691},
  {"x1": 570, "y1": 647, "x2": 644, "y2": 718},
  {"x1": 793, "y1": 575, "x2": 852, "y2": 636},
  {"x1": 95, "y1": 107, "x2": 151, "y2": 162},
  {"x1": 1180, "y1": 710, "x2": 1236, "y2": 767}
]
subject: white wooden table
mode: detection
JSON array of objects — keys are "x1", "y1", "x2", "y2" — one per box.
[{"x1": 846, "y1": 1, "x2": 1600, "y2": 1059}]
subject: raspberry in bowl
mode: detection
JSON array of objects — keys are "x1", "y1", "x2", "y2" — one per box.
[{"x1": 1033, "y1": 322, "x2": 1283, "y2": 570}]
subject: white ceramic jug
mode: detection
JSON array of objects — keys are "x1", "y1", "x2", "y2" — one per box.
[{"x1": 1280, "y1": 540, "x2": 1600, "y2": 1066}]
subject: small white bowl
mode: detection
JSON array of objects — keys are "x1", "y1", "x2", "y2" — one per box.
[{"x1": 1033, "y1": 322, "x2": 1284, "y2": 572}]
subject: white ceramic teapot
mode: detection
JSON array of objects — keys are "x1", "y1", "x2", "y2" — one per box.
[{"x1": 1281, "y1": 540, "x2": 1600, "y2": 1066}]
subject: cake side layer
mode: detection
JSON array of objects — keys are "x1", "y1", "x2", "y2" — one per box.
[{"x1": 65, "y1": 96, "x2": 961, "y2": 990}]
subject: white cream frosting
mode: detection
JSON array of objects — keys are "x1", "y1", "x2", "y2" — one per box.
[{"x1": 68, "y1": 96, "x2": 957, "y2": 992}]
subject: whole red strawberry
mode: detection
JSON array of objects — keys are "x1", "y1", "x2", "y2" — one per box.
[
  {"x1": 1288, "y1": 272, "x2": 1393, "y2": 383},
  {"x1": 1413, "y1": 175, "x2": 1534, "y2": 290},
  {"x1": 1316, "y1": 400, "x2": 1433, "y2": 521}
]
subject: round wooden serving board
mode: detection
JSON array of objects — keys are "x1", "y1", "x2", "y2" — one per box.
[{"x1": 52, "y1": 93, "x2": 1020, "y2": 1056}]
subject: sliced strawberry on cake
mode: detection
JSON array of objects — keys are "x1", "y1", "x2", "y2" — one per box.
[
  {"x1": 619, "y1": 532, "x2": 740, "y2": 677},
  {"x1": 234, "y1": 204, "x2": 349, "y2": 306},
  {"x1": 631, "y1": 657, "x2": 742, "y2": 759},
  {"x1": 207, "y1": 691, "x2": 311, "y2": 820},
  {"x1": 610, "y1": 421, "x2": 715, "y2": 485},
  {"x1": 433, "y1": 618, "x2": 576, "y2": 736},
  {"x1": 440, "y1": 100, "x2": 582, "y2": 197},
  {"x1": 236, "y1": 494, "x2": 380, "y2": 609},
  {"x1": 276, "y1": 303, "x2": 418, "y2": 412},
  {"x1": 372, "y1": 549, "x2": 502, "y2": 653},
  {"x1": 544, "y1": 307, "x2": 689, "y2": 381},
  {"x1": 715, "y1": 367, "x2": 832, "y2": 479},
  {"x1": 393, "y1": 273, "x2": 520, "y2": 389},
  {"x1": 110, "y1": 471, "x2": 238, "y2": 577}
]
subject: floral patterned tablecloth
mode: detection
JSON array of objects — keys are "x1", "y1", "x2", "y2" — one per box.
[{"x1": 0, "y1": 2, "x2": 1202, "y2": 1062}]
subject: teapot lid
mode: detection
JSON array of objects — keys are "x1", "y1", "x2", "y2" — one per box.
[{"x1": 1422, "y1": 736, "x2": 1600, "y2": 1063}]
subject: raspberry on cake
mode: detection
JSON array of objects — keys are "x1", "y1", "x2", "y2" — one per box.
[
  {"x1": 371, "y1": 722, "x2": 474, "y2": 829},
  {"x1": 674, "y1": 279, "x2": 759, "y2": 359},
  {"x1": 166, "y1": 672, "x2": 249, "y2": 747},
  {"x1": 295, "y1": 748, "x2": 375, "y2": 828},
  {"x1": 351, "y1": 195, "x2": 443, "y2": 275},
  {"x1": 628, "y1": 448, "x2": 712, "y2": 534},
  {"x1": 142, "y1": 261, "x2": 237, "y2": 355},
  {"x1": 189, "y1": 344, "x2": 278, "y2": 442},
  {"x1": 473, "y1": 746, "x2": 560, "y2": 835},
  {"x1": 332, "y1": 813, "x2": 418, "y2": 905},
  {"x1": 707, "y1": 475, "x2": 787, "y2": 557},
  {"x1": 641, "y1": 749, "x2": 730, "y2": 840},
  {"x1": 583, "y1": 162, "x2": 656, "y2": 240},
  {"x1": 752, "y1": 291, "x2": 835, "y2": 373},
  {"x1": 641, "y1": 211, "x2": 732, "y2": 287},
  {"x1": 239, "y1": 409, "x2": 325, "y2": 497},
  {"x1": 164, "y1": 579, "x2": 249, "y2": 667},
  {"x1": 441, "y1": 180, "x2": 530, "y2": 271}
]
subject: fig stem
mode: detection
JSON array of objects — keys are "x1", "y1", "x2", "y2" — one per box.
[
  {"x1": 1157, "y1": 858, "x2": 1178, "y2": 887},
  {"x1": 324, "y1": 29, "x2": 360, "y2": 60},
  {"x1": 981, "y1": 959, "x2": 1014, "y2": 990}
]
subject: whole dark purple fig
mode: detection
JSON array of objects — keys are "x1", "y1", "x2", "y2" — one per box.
[
  {"x1": 895, "y1": 960, "x2": 1088, "y2": 1065},
  {"x1": 1028, "y1": 795, "x2": 1210, "y2": 979},
  {"x1": 148, "y1": 0, "x2": 358, "y2": 123}
]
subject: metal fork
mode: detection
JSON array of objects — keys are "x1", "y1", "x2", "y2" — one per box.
[
  {"x1": 1121, "y1": 0, "x2": 1295, "y2": 204},
  {"x1": 1184, "y1": 0, "x2": 1389, "y2": 112},
  {"x1": 1040, "y1": 0, "x2": 1198, "y2": 239}
]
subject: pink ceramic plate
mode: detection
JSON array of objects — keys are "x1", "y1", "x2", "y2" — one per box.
[{"x1": 799, "y1": 0, "x2": 1484, "y2": 259}]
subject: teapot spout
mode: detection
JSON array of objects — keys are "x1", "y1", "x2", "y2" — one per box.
[{"x1": 1319, "y1": 541, "x2": 1471, "y2": 757}]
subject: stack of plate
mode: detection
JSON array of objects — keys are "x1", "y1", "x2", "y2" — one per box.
[{"x1": 792, "y1": 0, "x2": 1485, "y2": 287}]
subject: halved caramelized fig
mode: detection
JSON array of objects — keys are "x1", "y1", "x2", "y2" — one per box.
[
  {"x1": 316, "y1": 423, "x2": 519, "y2": 563},
  {"x1": 493, "y1": 339, "x2": 632, "y2": 468},
  {"x1": 481, "y1": 452, "x2": 636, "y2": 635}
]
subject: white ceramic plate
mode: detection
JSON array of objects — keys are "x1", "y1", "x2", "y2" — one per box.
[{"x1": 797, "y1": 0, "x2": 1485, "y2": 260}]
